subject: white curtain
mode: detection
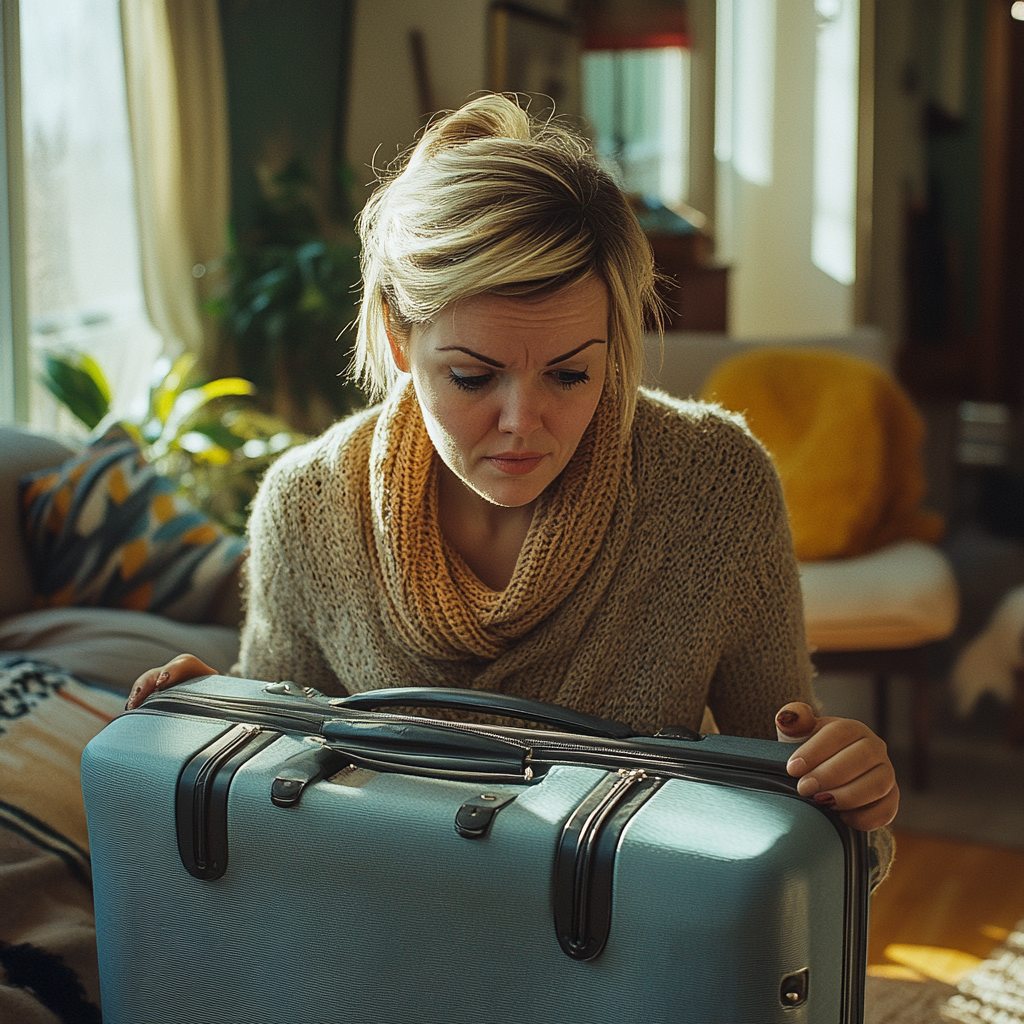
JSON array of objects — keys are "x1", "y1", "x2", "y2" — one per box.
[{"x1": 120, "y1": 0, "x2": 230, "y2": 359}]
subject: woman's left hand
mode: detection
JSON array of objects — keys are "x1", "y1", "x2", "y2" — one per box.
[{"x1": 775, "y1": 702, "x2": 899, "y2": 831}]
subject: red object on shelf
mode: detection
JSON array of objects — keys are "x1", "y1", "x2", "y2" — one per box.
[{"x1": 583, "y1": 30, "x2": 690, "y2": 50}]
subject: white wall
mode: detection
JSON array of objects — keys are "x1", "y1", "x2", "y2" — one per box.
[{"x1": 346, "y1": 0, "x2": 571, "y2": 192}]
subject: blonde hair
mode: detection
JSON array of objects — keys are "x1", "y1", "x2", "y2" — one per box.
[{"x1": 353, "y1": 93, "x2": 661, "y2": 428}]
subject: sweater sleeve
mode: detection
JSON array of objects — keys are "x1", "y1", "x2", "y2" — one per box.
[
  {"x1": 231, "y1": 449, "x2": 343, "y2": 692},
  {"x1": 704, "y1": 436, "x2": 817, "y2": 740}
]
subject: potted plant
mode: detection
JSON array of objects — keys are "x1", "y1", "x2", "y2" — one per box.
[{"x1": 206, "y1": 159, "x2": 367, "y2": 434}]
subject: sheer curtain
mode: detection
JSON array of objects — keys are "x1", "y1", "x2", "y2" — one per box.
[
  {"x1": 120, "y1": 0, "x2": 230, "y2": 360},
  {"x1": 20, "y1": 0, "x2": 163, "y2": 429}
]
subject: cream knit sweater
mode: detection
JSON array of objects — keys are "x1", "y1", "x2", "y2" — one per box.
[{"x1": 235, "y1": 388, "x2": 815, "y2": 740}]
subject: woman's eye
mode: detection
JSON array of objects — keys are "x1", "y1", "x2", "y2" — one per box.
[
  {"x1": 447, "y1": 369, "x2": 493, "y2": 391},
  {"x1": 552, "y1": 368, "x2": 590, "y2": 389}
]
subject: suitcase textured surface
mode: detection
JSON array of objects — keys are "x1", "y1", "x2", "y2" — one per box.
[{"x1": 81, "y1": 675, "x2": 869, "y2": 1024}]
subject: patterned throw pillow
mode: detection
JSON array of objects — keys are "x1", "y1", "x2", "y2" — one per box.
[{"x1": 19, "y1": 425, "x2": 246, "y2": 623}]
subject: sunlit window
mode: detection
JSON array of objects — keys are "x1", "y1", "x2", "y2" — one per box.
[
  {"x1": 21, "y1": 0, "x2": 161, "y2": 431},
  {"x1": 812, "y1": 0, "x2": 859, "y2": 285},
  {"x1": 715, "y1": 0, "x2": 776, "y2": 187},
  {"x1": 582, "y1": 46, "x2": 690, "y2": 208}
]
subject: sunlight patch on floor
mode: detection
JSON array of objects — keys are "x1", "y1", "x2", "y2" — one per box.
[{"x1": 872, "y1": 944, "x2": 985, "y2": 985}]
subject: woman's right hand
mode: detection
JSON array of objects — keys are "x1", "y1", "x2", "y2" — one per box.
[{"x1": 125, "y1": 654, "x2": 219, "y2": 710}]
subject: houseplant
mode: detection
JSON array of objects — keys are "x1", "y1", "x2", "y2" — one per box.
[
  {"x1": 206, "y1": 159, "x2": 366, "y2": 434},
  {"x1": 39, "y1": 350, "x2": 309, "y2": 534}
]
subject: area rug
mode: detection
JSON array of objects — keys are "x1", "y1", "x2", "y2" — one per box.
[
  {"x1": 941, "y1": 923, "x2": 1024, "y2": 1023},
  {"x1": 865, "y1": 923, "x2": 1024, "y2": 1024}
]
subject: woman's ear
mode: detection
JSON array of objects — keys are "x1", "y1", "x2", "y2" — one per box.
[
  {"x1": 387, "y1": 332, "x2": 410, "y2": 374},
  {"x1": 382, "y1": 299, "x2": 410, "y2": 373}
]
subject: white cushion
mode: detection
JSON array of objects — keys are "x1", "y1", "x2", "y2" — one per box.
[
  {"x1": 800, "y1": 540, "x2": 959, "y2": 651},
  {"x1": 0, "y1": 607, "x2": 240, "y2": 691}
]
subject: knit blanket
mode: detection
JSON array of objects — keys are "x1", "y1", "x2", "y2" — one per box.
[
  {"x1": 0, "y1": 656, "x2": 121, "y2": 1023},
  {"x1": 701, "y1": 348, "x2": 945, "y2": 562}
]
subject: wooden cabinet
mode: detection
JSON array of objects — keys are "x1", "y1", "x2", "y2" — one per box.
[{"x1": 646, "y1": 233, "x2": 729, "y2": 333}]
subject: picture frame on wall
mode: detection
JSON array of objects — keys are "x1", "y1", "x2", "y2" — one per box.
[{"x1": 488, "y1": 2, "x2": 581, "y2": 121}]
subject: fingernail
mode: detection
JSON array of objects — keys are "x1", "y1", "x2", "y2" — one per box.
[
  {"x1": 814, "y1": 792, "x2": 836, "y2": 807},
  {"x1": 776, "y1": 710, "x2": 799, "y2": 727},
  {"x1": 156, "y1": 671, "x2": 170, "y2": 686},
  {"x1": 797, "y1": 774, "x2": 820, "y2": 796},
  {"x1": 788, "y1": 756, "x2": 807, "y2": 775}
]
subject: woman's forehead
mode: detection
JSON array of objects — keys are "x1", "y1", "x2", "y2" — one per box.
[{"x1": 426, "y1": 278, "x2": 609, "y2": 343}]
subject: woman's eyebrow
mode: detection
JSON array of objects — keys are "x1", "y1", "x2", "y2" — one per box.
[
  {"x1": 436, "y1": 346, "x2": 505, "y2": 367},
  {"x1": 545, "y1": 339, "x2": 607, "y2": 366},
  {"x1": 436, "y1": 338, "x2": 606, "y2": 368}
]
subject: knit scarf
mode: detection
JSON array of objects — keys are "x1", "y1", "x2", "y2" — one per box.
[{"x1": 367, "y1": 380, "x2": 628, "y2": 660}]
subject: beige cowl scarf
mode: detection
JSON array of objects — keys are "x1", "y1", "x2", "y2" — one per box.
[{"x1": 366, "y1": 380, "x2": 630, "y2": 660}]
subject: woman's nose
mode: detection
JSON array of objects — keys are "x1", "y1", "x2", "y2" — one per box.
[{"x1": 496, "y1": 380, "x2": 543, "y2": 436}]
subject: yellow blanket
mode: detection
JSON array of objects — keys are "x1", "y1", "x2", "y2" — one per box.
[{"x1": 701, "y1": 347, "x2": 944, "y2": 562}]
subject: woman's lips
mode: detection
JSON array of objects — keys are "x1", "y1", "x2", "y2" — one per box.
[{"x1": 485, "y1": 451, "x2": 546, "y2": 475}]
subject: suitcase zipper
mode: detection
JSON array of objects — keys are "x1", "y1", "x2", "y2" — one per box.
[
  {"x1": 144, "y1": 693, "x2": 795, "y2": 794},
  {"x1": 554, "y1": 768, "x2": 665, "y2": 961},
  {"x1": 176, "y1": 723, "x2": 280, "y2": 880},
  {"x1": 192, "y1": 725, "x2": 259, "y2": 870}
]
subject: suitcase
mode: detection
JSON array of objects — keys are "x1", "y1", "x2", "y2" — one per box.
[{"x1": 81, "y1": 675, "x2": 870, "y2": 1024}]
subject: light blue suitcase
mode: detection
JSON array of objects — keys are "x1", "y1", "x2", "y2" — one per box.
[{"x1": 81, "y1": 675, "x2": 869, "y2": 1023}]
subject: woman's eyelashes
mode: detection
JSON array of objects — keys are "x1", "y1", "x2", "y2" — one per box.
[
  {"x1": 445, "y1": 367, "x2": 591, "y2": 391},
  {"x1": 447, "y1": 368, "x2": 493, "y2": 391},
  {"x1": 552, "y1": 368, "x2": 590, "y2": 389}
]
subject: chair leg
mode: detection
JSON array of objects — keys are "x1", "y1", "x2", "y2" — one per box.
[
  {"x1": 873, "y1": 673, "x2": 889, "y2": 745},
  {"x1": 1009, "y1": 668, "x2": 1024, "y2": 747},
  {"x1": 910, "y1": 671, "x2": 930, "y2": 791}
]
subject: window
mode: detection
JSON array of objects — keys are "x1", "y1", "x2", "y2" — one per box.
[
  {"x1": 582, "y1": 44, "x2": 691, "y2": 209},
  {"x1": 811, "y1": 0, "x2": 860, "y2": 285},
  {"x1": 20, "y1": 0, "x2": 161, "y2": 431}
]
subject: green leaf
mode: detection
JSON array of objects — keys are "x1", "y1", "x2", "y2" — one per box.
[
  {"x1": 38, "y1": 352, "x2": 112, "y2": 429},
  {"x1": 198, "y1": 377, "x2": 256, "y2": 401},
  {"x1": 187, "y1": 421, "x2": 247, "y2": 450}
]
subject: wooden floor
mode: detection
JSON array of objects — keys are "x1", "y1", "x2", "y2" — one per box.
[{"x1": 868, "y1": 829, "x2": 1024, "y2": 982}]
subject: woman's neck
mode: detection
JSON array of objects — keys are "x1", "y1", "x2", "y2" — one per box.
[{"x1": 437, "y1": 463, "x2": 536, "y2": 591}]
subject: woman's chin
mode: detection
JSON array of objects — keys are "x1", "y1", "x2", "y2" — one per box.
[{"x1": 464, "y1": 470, "x2": 554, "y2": 510}]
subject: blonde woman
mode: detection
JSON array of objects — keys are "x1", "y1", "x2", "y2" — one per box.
[{"x1": 128, "y1": 94, "x2": 897, "y2": 845}]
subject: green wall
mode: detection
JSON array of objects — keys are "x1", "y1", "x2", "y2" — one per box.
[{"x1": 218, "y1": 0, "x2": 354, "y2": 234}]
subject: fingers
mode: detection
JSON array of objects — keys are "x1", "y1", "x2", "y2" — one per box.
[
  {"x1": 775, "y1": 702, "x2": 818, "y2": 743},
  {"x1": 125, "y1": 654, "x2": 218, "y2": 710},
  {"x1": 838, "y1": 783, "x2": 900, "y2": 832},
  {"x1": 779, "y1": 711, "x2": 900, "y2": 831}
]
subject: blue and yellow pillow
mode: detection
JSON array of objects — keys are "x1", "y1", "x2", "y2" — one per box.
[{"x1": 19, "y1": 425, "x2": 245, "y2": 623}]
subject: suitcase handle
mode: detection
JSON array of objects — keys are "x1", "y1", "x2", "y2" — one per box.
[
  {"x1": 335, "y1": 687, "x2": 634, "y2": 739},
  {"x1": 322, "y1": 717, "x2": 531, "y2": 779}
]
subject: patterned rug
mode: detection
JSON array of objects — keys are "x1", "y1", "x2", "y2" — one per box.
[{"x1": 866, "y1": 924, "x2": 1024, "y2": 1024}]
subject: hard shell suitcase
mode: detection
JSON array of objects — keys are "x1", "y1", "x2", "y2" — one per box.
[{"x1": 81, "y1": 675, "x2": 870, "y2": 1024}]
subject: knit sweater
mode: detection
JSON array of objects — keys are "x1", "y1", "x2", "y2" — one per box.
[{"x1": 235, "y1": 388, "x2": 815, "y2": 740}]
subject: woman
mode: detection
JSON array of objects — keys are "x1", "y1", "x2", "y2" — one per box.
[{"x1": 128, "y1": 94, "x2": 897, "y2": 840}]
